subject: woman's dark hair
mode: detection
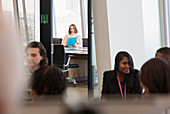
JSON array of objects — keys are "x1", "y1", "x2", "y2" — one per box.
[
  {"x1": 114, "y1": 51, "x2": 134, "y2": 73},
  {"x1": 31, "y1": 66, "x2": 66, "y2": 95},
  {"x1": 25, "y1": 41, "x2": 48, "y2": 67},
  {"x1": 140, "y1": 58, "x2": 170, "y2": 93},
  {"x1": 68, "y1": 24, "x2": 78, "y2": 34}
]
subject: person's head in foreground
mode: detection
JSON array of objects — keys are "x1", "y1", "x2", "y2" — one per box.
[
  {"x1": 31, "y1": 66, "x2": 66, "y2": 98},
  {"x1": 155, "y1": 47, "x2": 170, "y2": 63},
  {"x1": 140, "y1": 58, "x2": 170, "y2": 94}
]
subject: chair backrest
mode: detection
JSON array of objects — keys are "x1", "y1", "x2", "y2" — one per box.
[
  {"x1": 83, "y1": 38, "x2": 88, "y2": 47},
  {"x1": 53, "y1": 45, "x2": 66, "y2": 66},
  {"x1": 53, "y1": 38, "x2": 62, "y2": 45}
]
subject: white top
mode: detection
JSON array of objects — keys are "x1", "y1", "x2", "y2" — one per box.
[{"x1": 61, "y1": 33, "x2": 83, "y2": 47}]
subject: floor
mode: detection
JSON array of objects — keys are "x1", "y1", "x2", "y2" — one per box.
[
  {"x1": 66, "y1": 81, "x2": 88, "y2": 100},
  {"x1": 66, "y1": 80, "x2": 99, "y2": 102}
]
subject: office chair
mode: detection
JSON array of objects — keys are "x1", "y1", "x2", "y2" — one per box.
[
  {"x1": 83, "y1": 38, "x2": 88, "y2": 47},
  {"x1": 53, "y1": 38, "x2": 62, "y2": 45},
  {"x1": 53, "y1": 44, "x2": 79, "y2": 86}
]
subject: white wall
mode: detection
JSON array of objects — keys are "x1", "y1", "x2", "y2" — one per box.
[
  {"x1": 142, "y1": 0, "x2": 161, "y2": 60},
  {"x1": 93, "y1": 0, "x2": 161, "y2": 97},
  {"x1": 107, "y1": 0, "x2": 145, "y2": 70}
]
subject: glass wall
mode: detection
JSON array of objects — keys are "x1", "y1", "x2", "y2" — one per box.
[
  {"x1": 1, "y1": 0, "x2": 39, "y2": 46},
  {"x1": 53, "y1": 0, "x2": 88, "y2": 38},
  {"x1": 19, "y1": 0, "x2": 35, "y2": 45},
  {"x1": 1, "y1": 0, "x2": 15, "y2": 26},
  {"x1": 158, "y1": 0, "x2": 170, "y2": 46},
  {"x1": 1, "y1": 0, "x2": 99, "y2": 99},
  {"x1": 166, "y1": 0, "x2": 170, "y2": 45},
  {"x1": 91, "y1": 19, "x2": 98, "y2": 98},
  {"x1": 88, "y1": 0, "x2": 98, "y2": 98}
]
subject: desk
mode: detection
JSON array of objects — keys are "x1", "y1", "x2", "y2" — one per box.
[
  {"x1": 65, "y1": 47, "x2": 88, "y2": 55},
  {"x1": 65, "y1": 47, "x2": 88, "y2": 79}
]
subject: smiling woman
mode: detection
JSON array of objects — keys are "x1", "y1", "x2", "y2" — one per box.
[{"x1": 101, "y1": 51, "x2": 142, "y2": 100}]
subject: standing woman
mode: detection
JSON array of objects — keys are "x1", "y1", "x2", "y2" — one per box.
[
  {"x1": 101, "y1": 51, "x2": 142, "y2": 100},
  {"x1": 61, "y1": 24, "x2": 83, "y2": 47}
]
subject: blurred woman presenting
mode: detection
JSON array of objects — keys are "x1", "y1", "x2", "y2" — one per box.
[
  {"x1": 101, "y1": 51, "x2": 142, "y2": 100},
  {"x1": 61, "y1": 24, "x2": 82, "y2": 47}
]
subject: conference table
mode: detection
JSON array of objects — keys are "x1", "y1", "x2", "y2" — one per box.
[{"x1": 65, "y1": 47, "x2": 88, "y2": 80}]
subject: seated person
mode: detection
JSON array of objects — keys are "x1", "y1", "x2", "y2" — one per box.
[
  {"x1": 61, "y1": 24, "x2": 83, "y2": 47},
  {"x1": 31, "y1": 66, "x2": 66, "y2": 98},
  {"x1": 140, "y1": 58, "x2": 170, "y2": 94},
  {"x1": 101, "y1": 51, "x2": 142, "y2": 100},
  {"x1": 155, "y1": 47, "x2": 170, "y2": 62},
  {"x1": 25, "y1": 41, "x2": 48, "y2": 72},
  {"x1": 24, "y1": 41, "x2": 48, "y2": 89}
]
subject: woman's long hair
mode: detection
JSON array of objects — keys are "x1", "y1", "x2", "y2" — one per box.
[
  {"x1": 68, "y1": 24, "x2": 78, "y2": 34},
  {"x1": 140, "y1": 58, "x2": 170, "y2": 93}
]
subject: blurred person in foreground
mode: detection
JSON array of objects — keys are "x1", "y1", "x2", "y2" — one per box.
[
  {"x1": 140, "y1": 57, "x2": 170, "y2": 94},
  {"x1": 31, "y1": 66, "x2": 66, "y2": 100},
  {"x1": 101, "y1": 51, "x2": 142, "y2": 100},
  {"x1": 155, "y1": 47, "x2": 170, "y2": 62},
  {"x1": 0, "y1": 15, "x2": 24, "y2": 113}
]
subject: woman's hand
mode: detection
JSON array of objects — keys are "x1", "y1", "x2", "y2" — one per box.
[{"x1": 73, "y1": 44, "x2": 77, "y2": 47}]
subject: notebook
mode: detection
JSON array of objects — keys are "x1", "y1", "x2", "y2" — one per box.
[{"x1": 67, "y1": 37, "x2": 77, "y2": 46}]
